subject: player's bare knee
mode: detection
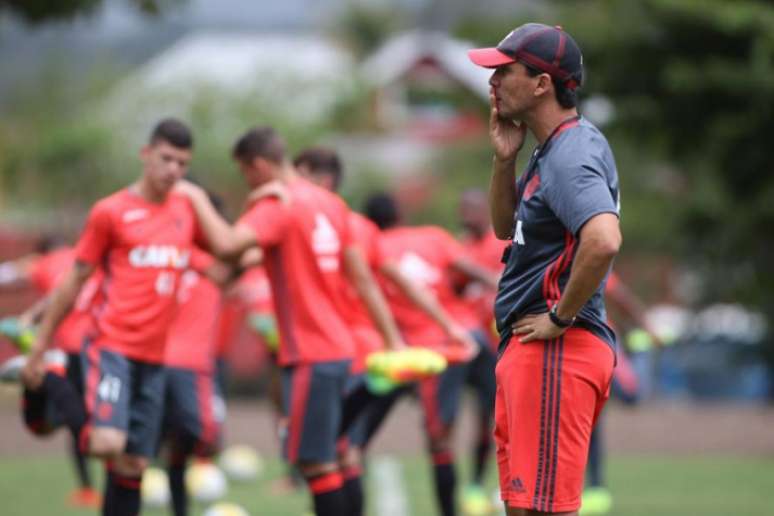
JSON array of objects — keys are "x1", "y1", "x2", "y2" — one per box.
[
  {"x1": 112, "y1": 454, "x2": 148, "y2": 476},
  {"x1": 338, "y1": 446, "x2": 361, "y2": 470},
  {"x1": 89, "y1": 427, "x2": 126, "y2": 458}
]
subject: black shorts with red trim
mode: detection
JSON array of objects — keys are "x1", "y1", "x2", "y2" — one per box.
[
  {"x1": 163, "y1": 366, "x2": 225, "y2": 457},
  {"x1": 22, "y1": 350, "x2": 88, "y2": 436},
  {"x1": 281, "y1": 360, "x2": 350, "y2": 464},
  {"x1": 418, "y1": 361, "x2": 468, "y2": 441},
  {"x1": 81, "y1": 341, "x2": 166, "y2": 458}
]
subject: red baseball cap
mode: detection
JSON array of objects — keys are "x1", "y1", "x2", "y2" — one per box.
[{"x1": 468, "y1": 23, "x2": 584, "y2": 90}]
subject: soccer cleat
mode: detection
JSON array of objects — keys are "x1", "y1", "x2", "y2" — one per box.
[
  {"x1": 461, "y1": 484, "x2": 493, "y2": 515},
  {"x1": 0, "y1": 355, "x2": 27, "y2": 383},
  {"x1": 580, "y1": 487, "x2": 613, "y2": 515},
  {"x1": 67, "y1": 487, "x2": 102, "y2": 508}
]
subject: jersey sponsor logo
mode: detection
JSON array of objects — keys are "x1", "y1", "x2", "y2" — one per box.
[
  {"x1": 122, "y1": 208, "x2": 149, "y2": 223},
  {"x1": 312, "y1": 213, "x2": 341, "y2": 272},
  {"x1": 513, "y1": 220, "x2": 526, "y2": 246},
  {"x1": 397, "y1": 252, "x2": 441, "y2": 287},
  {"x1": 128, "y1": 245, "x2": 191, "y2": 269}
]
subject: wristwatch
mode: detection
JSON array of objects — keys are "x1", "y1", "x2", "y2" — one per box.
[{"x1": 549, "y1": 304, "x2": 575, "y2": 328}]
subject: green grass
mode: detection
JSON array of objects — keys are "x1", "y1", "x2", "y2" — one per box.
[{"x1": 0, "y1": 454, "x2": 771, "y2": 515}]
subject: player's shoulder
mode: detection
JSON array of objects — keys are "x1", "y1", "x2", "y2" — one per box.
[
  {"x1": 88, "y1": 188, "x2": 134, "y2": 222},
  {"x1": 542, "y1": 118, "x2": 615, "y2": 176}
]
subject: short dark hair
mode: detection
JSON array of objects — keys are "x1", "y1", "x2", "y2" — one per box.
[
  {"x1": 364, "y1": 193, "x2": 399, "y2": 230},
  {"x1": 293, "y1": 147, "x2": 343, "y2": 190},
  {"x1": 232, "y1": 126, "x2": 286, "y2": 165},
  {"x1": 149, "y1": 118, "x2": 193, "y2": 149},
  {"x1": 524, "y1": 64, "x2": 578, "y2": 109}
]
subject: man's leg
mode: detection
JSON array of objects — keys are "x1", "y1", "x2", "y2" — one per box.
[
  {"x1": 462, "y1": 331, "x2": 497, "y2": 516},
  {"x1": 495, "y1": 330, "x2": 614, "y2": 515},
  {"x1": 103, "y1": 358, "x2": 167, "y2": 516},
  {"x1": 64, "y1": 351, "x2": 99, "y2": 505},
  {"x1": 164, "y1": 367, "x2": 225, "y2": 516},
  {"x1": 283, "y1": 361, "x2": 351, "y2": 516},
  {"x1": 419, "y1": 363, "x2": 468, "y2": 516}
]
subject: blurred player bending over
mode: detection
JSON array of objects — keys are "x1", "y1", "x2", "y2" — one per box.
[
  {"x1": 0, "y1": 238, "x2": 102, "y2": 508},
  {"x1": 455, "y1": 188, "x2": 509, "y2": 514},
  {"x1": 365, "y1": 192, "x2": 498, "y2": 516},
  {"x1": 469, "y1": 23, "x2": 621, "y2": 516},
  {"x1": 296, "y1": 147, "x2": 479, "y2": 516},
  {"x1": 21, "y1": 119, "x2": 212, "y2": 516},
  {"x1": 175, "y1": 126, "x2": 405, "y2": 516},
  {"x1": 161, "y1": 245, "x2": 232, "y2": 516}
]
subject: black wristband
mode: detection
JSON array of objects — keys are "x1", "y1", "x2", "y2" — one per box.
[{"x1": 549, "y1": 305, "x2": 575, "y2": 328}]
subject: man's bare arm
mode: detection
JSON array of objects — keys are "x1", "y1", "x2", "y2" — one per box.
[
  {"x1": 555, "y1": 213, "x2": 622, "y2": 321},
  {"x1": 380, "y1": 262, "x2": 475, "y2": 351},
  {"x1": 344, "y1": 246, "x2": 405, "y2": 350},
  {"x1": 22, "y1": 261, "x2": 94, "y2": 388},
  {"x1": 451, "y1": 257, "x2": 499, "y2": 290},
  {"x1": 175, "y1": 181, "x2": 257, "y2": 259}
]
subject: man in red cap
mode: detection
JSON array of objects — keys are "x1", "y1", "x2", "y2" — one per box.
[{"x1": 469, "y1": 23, "x2": 622, "y2": 516}]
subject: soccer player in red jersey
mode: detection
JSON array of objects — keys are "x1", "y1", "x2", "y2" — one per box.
[
  {"x1": 176, "y1": 126, "x2": 405, "y2": 516},
  {"x1": 295, "y1": 148, "x2": 480, "y2": 516},
  {"x1": 455, "y1": 188, "x2": 510, "y2": 512},
  {"x1": 0, "y1": 240, "x2": 103, "y2": 507},
  {"x1": 364, "y1": 192, "x2": 498, "y2": 516},
  {"x1": 21, "y1": 119, "x2": 206, "y2": 516},
  {"x1": 162, "y1": 248, "x2": 231, "y2": 516}
]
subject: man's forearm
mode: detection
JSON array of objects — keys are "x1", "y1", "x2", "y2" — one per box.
[
  {"x1": 32, "y1": 270, "x2": 84, "y2": 356},
  {"x1": 346, "y1": 250, "x2": 403, "y2": 348},
  {"x1": 383, "y1": 264, "x2": 454, "y2": 334},
  {"x1": 186, "y1": 192, "x2": 243, "y2": 259},
  {"x1": 490, "y1": 156, "x2": 518, "y2": 239},
  {"x1": 555, "y1": 241, "x2": 617, "y2": 321}
]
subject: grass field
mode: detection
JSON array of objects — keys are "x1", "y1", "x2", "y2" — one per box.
[{"x1": 0, "y1": 454, "x2": 771, "y2": 516}]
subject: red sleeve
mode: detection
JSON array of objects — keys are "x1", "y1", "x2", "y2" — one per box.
[
  {"x1": 435, "y1": 228, "x2": 468, "y2": 268},
  {"x1": 189, "y1": 247, "x2": 216, "y2": 273},
  {"x1": 605, "y1": 271, "x2": 620, "y2": 294},
  {"x1": 237, "y1": 198, "x2": 290, "y2": 248},
  {"x1": 27, "y1": 257, "x2": 48, "y2": 292},
  {"x1": 75, "y1": 203, "x2": 113, "y2": 265}
]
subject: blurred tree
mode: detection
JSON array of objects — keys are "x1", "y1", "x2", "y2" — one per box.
[
  {"x1": 0, "y1": 0, "x2": 187, "y2": 24},
  {"x1": 334, "y1": 1, "x2": 409, "y2": 57}
]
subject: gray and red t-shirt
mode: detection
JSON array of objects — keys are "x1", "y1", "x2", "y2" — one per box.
[{"x1": 494, "y1": 116, "x2": 620, "y2": 350}]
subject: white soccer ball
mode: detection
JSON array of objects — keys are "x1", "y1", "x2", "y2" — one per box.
[
  {"x1": 203, "y1": 502, "x2": 250, "y2": 516},
  {"x1": 219, "y1": 445, "x2": 263, "y2": 482},
  {"x1": 141, "y1": 467, "x2": 170, "y2": 508},
  {"x1": 186, "y1": 461, "x2": 228, "y2": 503}
]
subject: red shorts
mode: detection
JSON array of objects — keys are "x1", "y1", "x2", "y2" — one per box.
[{"x1": 494, "y1": 328, "x2": 614, "y2": 512}]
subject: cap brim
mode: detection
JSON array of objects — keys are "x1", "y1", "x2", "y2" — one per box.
[{"x1": 467, "y1": 48, "x2": 515, "y2": 68}]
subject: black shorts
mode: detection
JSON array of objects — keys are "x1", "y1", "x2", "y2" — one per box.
[
  {"x1": 22, "y1": 351, "x2": 87, "y2": 436},
  {"x1": 419, "y1": 362, "x2": 468, "y2": 440},
  {"x1": 465, "y1": 330, "x2": 497, "y2": 417},
  {"x1": 281, "y1": 360, "x2": 350, "y2": 464},
  {"x1": 163, "y1": 367, "x2": 225, "y2": 457},
  {"x1": 81, "y1": 341, "x2": 166, "y2": 458}
]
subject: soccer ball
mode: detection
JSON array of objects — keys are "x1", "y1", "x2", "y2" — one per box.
[
  {"x1": 219, "y1": 445, "x2": 263, "y2": 482},
  {"x1": 141, "y1": 467, "x2": 170, "y2": 508},
  {"x1": 203, "y1": 502, "x2": 250, "y2": 516},
  {"x1": 186, "y1": 461, "x2": 227, "y2": 503}
]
